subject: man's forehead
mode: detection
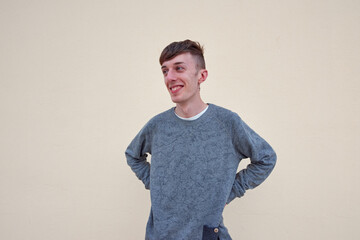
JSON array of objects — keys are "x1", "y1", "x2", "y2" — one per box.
[{"x1": 161, "y1": 53, "x2": 196, "y2": 67}]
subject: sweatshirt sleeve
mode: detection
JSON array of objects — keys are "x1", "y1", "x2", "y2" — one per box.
[
  {"x1": 125, "y1": 122, "x2": 153, "y2": 190},
  {"x1": 226, "y1": 115, "x2": 277, "y2": 204}
]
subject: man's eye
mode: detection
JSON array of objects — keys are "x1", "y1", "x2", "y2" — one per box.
[
  {"x1": 162, "y1": 70, "x2": 168, "y2": 75},
  {"x1": 176, "y1": 67, "x2": 184, "y2": 71}
]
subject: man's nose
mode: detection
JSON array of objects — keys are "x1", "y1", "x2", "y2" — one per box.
[{"x1": 165, "y1": 69, "x2": 177, "y2": 81}]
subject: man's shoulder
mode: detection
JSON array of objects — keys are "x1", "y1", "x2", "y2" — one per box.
[
  {"x1": 135, "y1": 108, "x2": 173, "y2": 136},
  {"x1": 209, "y1": 104, "x2": 240, "y2": 121},
  {"x1": 145, "y1": 107, "x2": 174, "y2": 125}
]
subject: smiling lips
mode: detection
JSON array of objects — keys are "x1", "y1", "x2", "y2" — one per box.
[{"x1": 170, "y1": 85, "x2": 183, "y2": 94}]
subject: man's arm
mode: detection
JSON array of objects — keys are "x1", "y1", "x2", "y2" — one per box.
[
  {"x1": 226, "y1": 115, "x2": 277, "y2": 204},
  {"x1": 125, "y1": 124, "x2": 153, "y2": 190}
]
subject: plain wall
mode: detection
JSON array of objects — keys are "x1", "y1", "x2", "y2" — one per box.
[{"x1": 1, "y1": 0, "x2": 359, "y2": 239}]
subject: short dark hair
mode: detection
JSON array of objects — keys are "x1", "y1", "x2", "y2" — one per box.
[{"x1": 159, "y1": 39, "x2": 206, "y2": 69}]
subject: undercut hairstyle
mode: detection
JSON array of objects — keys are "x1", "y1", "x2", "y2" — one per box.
[{"x1": 159, "y1": 39, "x2": 206, "y2": 70}]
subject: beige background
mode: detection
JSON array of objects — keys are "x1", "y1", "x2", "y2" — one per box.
[{"x1": 1, "y1": 0, "x2": 359, "y2": 239}]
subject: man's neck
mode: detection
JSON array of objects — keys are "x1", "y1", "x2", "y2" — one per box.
[{"x1": 175, "y1": 100, "x2": 208, "y2": 118}]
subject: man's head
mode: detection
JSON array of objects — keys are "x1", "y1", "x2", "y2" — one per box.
[
  {"x1": 160, "y1": 40, "x2": 208, "y2": 107},
  {"x1": 159, "y1": 39, "x2": 206, "y2": 71}
]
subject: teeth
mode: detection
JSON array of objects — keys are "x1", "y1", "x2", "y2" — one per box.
[{"x1": 171, "y1": 86, "x2": 182, "y2": 91}]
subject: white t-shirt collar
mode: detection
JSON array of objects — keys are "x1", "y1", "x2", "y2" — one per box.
[{"x1": 174, "y1": 105, "x2": 209, "y2": 121}]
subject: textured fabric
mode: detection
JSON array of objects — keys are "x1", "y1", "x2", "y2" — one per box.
[{"x1": 125, "y1": 104, "x2": 277, "y2": 240}]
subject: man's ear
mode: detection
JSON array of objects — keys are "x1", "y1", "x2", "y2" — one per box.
[{"x1": 198, "y1": 69, "x2": 208, "y2": 84}]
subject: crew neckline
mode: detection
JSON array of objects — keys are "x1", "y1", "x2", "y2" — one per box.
[{"x1": 174, "y1": 105, "x2": 209, "y2": 121}]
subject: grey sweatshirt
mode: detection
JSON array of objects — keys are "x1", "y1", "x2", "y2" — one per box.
[{"x1": 125, "y1": 104, "x2": 277, "y2": 240}]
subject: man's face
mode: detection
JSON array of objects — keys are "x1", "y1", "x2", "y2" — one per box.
[{"x1": 161, "y1": 53, "x2": 206, "y2": 105}]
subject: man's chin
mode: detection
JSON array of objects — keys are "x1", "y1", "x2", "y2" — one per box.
[{"x1": 170, "y1": 96, "x2": 181, "y2": 103}]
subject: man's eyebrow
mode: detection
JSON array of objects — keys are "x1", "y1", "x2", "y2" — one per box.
[{"x1": 161, "y1": 62, "x2": 186, "y2": 69}]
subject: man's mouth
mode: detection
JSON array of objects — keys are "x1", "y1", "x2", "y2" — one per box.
[{"x1": 170, "y1": 85, "x2": 183, "y2": 93}]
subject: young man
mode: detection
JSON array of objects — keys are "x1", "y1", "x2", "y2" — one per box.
[{"x1": 126, "y1": 40, "x2": 276, "y2": 240}]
